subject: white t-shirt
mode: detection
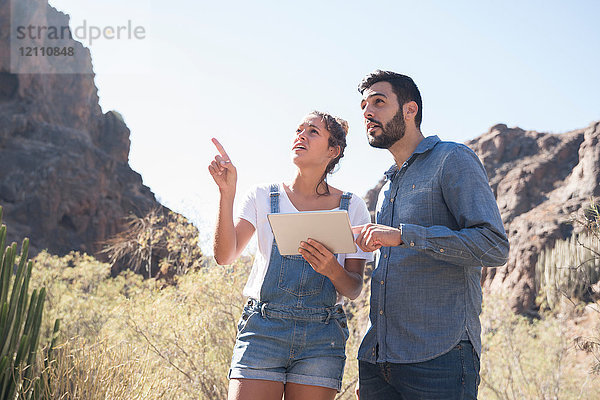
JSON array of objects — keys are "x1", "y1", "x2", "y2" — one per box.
[{"x1": 237, "y1": 183, "x2": 374, "y2": 303}]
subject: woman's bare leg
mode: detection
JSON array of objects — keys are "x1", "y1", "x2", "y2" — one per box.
[
  {"x1": 228, "y1": 378, "x2": 285, "y2": 400},
  {"x1": 284, "y1": 382, "x2": 337, "y2": 400}
]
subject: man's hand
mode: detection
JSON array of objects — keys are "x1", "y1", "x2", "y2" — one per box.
[{"x1": 352, "y1": 223, "x2": 402, "y2": 252}]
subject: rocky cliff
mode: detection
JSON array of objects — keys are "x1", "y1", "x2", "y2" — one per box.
[
  {"x1": 0, "y1": 0, "x2": 162, "y2": 256},
  {"x1": 365, "y1": 121, "x2": 600, "y2": 313},
  {"x1": 469, "y1": 122, "x2": 600, "y2": 313}
]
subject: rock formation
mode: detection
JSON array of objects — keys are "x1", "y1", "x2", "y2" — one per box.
[
  {"x1": 469, "y1": 122, "x2": 600, "y2": 313},
  {"x1": 364, "y1": 122, "x2": 600, "y2": 313},
  {"x1": 0, "y1": 0, "x2": 162, "y2": 256}
]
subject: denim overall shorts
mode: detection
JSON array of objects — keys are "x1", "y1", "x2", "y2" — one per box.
[{"x1": 229, "y1": 184, "x2": 352, "y2": 391}]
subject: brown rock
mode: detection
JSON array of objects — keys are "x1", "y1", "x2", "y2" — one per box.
[
  {"x1": 364, "y1": 121, "x2": 600, "y2": 314},
  {"x1": 469, "y1": 121, "x2": 600, "y2": 313},
  {"x1": 0, "y1": 0, "x2": 163, "y2": 257}
]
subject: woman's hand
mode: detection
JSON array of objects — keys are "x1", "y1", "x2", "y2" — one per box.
[
  {"x1": 299, "y1": 238, "x2": 365, "y2": 300},
  {"x1": 208, "y1": 138, "x2": 237, "y2": 196},
  {"x1": 298, "y1": 239, "x2": 343, "y2": 279}
]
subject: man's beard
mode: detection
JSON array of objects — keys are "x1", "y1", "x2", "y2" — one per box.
[{"x1": 367, "y1": 110, "x2": 406, "y2": 149}]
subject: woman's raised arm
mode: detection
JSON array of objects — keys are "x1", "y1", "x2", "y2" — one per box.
[{"x1": 209, "y1": 138, "x2": 255, "y2": 265}]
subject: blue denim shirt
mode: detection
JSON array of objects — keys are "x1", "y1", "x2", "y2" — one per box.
[{"x1": 358, "y1": 135, "x2": 509, "y2": 364}]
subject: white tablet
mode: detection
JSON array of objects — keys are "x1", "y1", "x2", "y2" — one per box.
[{"x1": 267, "y1": 210, "x2": 357, "y2": 256}]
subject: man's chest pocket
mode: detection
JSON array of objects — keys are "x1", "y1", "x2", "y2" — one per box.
[{"x1": 396, "y1": 181, "x2": 434, "y2": 226}]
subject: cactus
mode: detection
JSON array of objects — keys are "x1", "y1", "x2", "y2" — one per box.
[
  {"x1": 0, "y1": 206, "x2": 59, "y2": 398},
  {"x1": 535, "y1": 230, "x2": 600, "y2": 310}
]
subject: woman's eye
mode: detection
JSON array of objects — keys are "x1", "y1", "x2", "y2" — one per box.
[
  {"x1": 375, "y1": 99, "x2": 384, "y2": 104},
  {"x1": 311, "y1": 129, "x2": 318, "y2": 135}
]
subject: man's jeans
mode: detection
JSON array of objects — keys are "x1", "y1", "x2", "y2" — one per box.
[{"x1": 359, "y1": 341, "x2": 480, "y2": 400}]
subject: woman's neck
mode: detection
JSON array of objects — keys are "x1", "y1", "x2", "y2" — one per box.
[
  {"x1": 284, "y1": 168, "x2": 342, "y2": 211},
  {"x1": 287, "y1": 167, "x2": 326, "y2": 198}
]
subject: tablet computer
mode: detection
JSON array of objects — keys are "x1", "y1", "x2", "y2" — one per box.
[{"x1": 267, "y1": 210, "x2": 357, "y2": 256}]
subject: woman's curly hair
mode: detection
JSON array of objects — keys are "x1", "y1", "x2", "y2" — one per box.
[{"x1": 307, "y1": 111, "x2": 349, "y2": 196}]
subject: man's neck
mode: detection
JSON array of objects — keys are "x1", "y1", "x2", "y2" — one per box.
[{"x1": 388, "y1": 128, "x2": 425, "y2": 168}]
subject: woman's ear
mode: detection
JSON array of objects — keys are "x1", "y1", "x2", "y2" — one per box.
[{"x1": 329, "y1": 145, "x2": 341, "y2": 159}]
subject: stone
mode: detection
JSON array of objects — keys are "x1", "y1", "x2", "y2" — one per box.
[
  {"x1": 0, "y1": 0, "x2": 163, "y2": 258},
  {"x1": 364, "y1": 121, "x2": 600, "y2": 314}
]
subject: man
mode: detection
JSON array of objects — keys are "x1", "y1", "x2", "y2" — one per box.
[{"x1": 352, "y1": 70, "x2": 509, "y2": 399}]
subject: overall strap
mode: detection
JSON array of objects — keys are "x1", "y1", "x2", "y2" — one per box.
[
  {"x1": 269, "y1": 184, "x2": 280, "y2": 213},
  {"x1": 339, "y1": 192, "x2": 352, "y2": 211}
]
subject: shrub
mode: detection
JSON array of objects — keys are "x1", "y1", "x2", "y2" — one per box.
[
  {"x1": 478, "y1": 295, "x2": 597, "y2": 399},
  {"x1": 29, "y1": 251, "x2": 250, "y2": 399},
  {"x1": 534, "y1": 201, "x2": 600, "y2": 377},
  {"x1": 101, "y1": 208, "x2": 204, "y2": 279}
]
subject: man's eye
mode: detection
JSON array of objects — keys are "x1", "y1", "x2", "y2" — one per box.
[{"x1": 375, "y1": 99, "x2": 384, "y2": 104}]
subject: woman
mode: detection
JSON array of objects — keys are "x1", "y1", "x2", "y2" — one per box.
[{"x1": 209, "y1": 111, "x2": 373, "y2": 400}]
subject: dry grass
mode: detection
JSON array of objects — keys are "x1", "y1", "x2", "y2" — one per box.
[
  {"x1": 38, "y1": 337, "x2": 169, "y2": 399},
  {"x1": 30, "y1": 251, "x2": 247, "y2": 399},
  {"x1": 25, "y1": 251, "x2": 600, "y2": 400},
  {"x1": 479, "y1": 295, "x2": 600, "y2": 399}
]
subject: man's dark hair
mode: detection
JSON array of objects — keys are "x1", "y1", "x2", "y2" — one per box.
[{"x1": 358, "y1": 70, "x2": 423, "y2": 129}]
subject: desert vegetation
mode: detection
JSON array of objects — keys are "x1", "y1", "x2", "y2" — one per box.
[
  {"x1": 1, "y1": 204, "x2": 599, "y2": 399},
  {"x1": 0, "y1": 207, "x2": 59, "y2": 399}
]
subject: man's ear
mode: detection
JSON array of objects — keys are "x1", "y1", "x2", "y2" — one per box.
[{"x1": 404, "y1": 101, "x2": 418, "y2": 121}]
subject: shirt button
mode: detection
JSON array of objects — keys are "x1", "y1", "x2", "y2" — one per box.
[
  {"x1": 410, "y1": 242, "x2": 415, "y2": 247},
  {"x1": 390, "y1": 198, "x2": 394, "y2": 203},
  {"x1": 412, "y1": 184, "x2": 416, "y2": 189},
  {"x1": 383, "y1": 254, "x2": 387, "y2": 258},
  {"x1": 379, "y1": 310, "x2": 384, "y2": 315},
  {"x1": 380, "y1": 280, "x2": 384, "y2": 285},
  {"x1": 440, "y1": 248, "x2": 445, "y2": 253}
]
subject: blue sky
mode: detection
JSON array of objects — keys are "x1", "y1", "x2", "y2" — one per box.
[{"x1": 47, "y1": 0, "x2": 600, "y2": 252}]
